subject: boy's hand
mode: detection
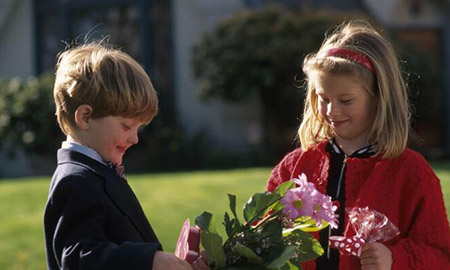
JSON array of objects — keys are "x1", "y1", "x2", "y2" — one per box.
[
  {"x1": 153, "y1": 251, "x2": 193, "y2": 270},
  {"x1": 359, "y1": 242, "x2": 392, "y2": 270},
  {"x1": 192, "y1": 251, "x2": 210, "y2": 270}
]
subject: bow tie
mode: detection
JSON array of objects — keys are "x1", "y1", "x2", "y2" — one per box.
[{"x1": 111, "y1": 164, "x2": 126, "y2": 180}]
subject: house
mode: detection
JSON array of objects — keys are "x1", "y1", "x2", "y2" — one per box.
[
  {"x1": 364, "y1": 0, "x2": 450, "y2": 153},
  {"x1": 0, "y1": 0, "x2": 448, "y2": 176},
  {"x1": 0, "y1": 0, "x2": 259, "y2": 177}
]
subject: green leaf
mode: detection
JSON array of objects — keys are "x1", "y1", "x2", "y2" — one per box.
[
  {"x1": 227, "y1": 194, "x2": 243, "y2": 234},
  {"x1": 224, "y1": 213, "x2": 234, "y2": 236},
  {"x1": 278, "y1": 261, "x2": 301, "y2": 270},
  {"x1": 195, "y1": 211, "x2": 217, "y2": 233},
  {"x1": 223, "y1": 212, "x2": 234, "y2": 237},
  {"x1": 233, "y1": 242, "x2": 263, "y2": 265},
  {"x1": 273, "y1": 181, "x2": 295, "y2": 197},
  {"x1": 195, "y1": 212, "x2": 227, "y2": 268},
  {"x1": 228, "y1": 194, "x2": 240, "y2": 222},
  {"x1": 219, "y1": 263, "x2": 268, "y2": 270},
  {"x1": 287, "y1": 230, "x2": 324, "y2": 264},
  {"x1": 201, "y1": 231, "x2": 227, "y2": 269},
  {"x1": 283, "y1": 218, "x2": 329, "y2": 235},
  {"x1": 266, "y1": 245, "x2": 296, "y2": 269},
  {"x1": 260, "y1": 217, "x2": 283, "y2": 242},
  {"x1": 243, "y1": 192, "x2": 280, "y2": 224}
]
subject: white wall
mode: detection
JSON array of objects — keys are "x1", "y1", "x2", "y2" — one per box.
[
  {"x1": 0, "y1": 0, "x2": 35, "y2": 177},
  {"x1": 363, "y1": 0, "x2": 445, "y2": 27},
  {"x1": 0, "y1": 0, "x2": 34, "y2": 78},
  {"x1": 172, "y1": 0, "x2": 263, "y2": 151}
]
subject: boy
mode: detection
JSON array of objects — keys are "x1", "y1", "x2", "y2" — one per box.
[{"x1": 44, "y1": 43, "x2": 203, "y2": 270}]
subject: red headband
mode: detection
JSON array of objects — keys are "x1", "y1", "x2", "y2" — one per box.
[{"x1": 325, "y1": 48, "x2": 375, "y2": 73}]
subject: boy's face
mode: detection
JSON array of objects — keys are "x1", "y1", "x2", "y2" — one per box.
[{"x1": 85, "y1": 116, "x2": 144, "y2": 166}]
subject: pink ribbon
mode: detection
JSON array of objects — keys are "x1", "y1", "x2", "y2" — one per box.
[
  {"x1": 329, "y1": 207, "x2": 400, "y2": 257},
  {"x1": 175, "y1": 219, "x2": 201, "y2": 264}
]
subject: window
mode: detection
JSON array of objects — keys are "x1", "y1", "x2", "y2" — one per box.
[{"x1": 34, "y1": 0, "x2": 175, "y2": 125}]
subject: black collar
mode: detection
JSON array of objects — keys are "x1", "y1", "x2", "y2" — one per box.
[{"x1": 327, "y1": 138, "x2": 376, "y2": 158}]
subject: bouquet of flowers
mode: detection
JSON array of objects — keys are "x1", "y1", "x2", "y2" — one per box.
[{"x1": 191, "y1": 174, "x2": 338, "y2": 270}]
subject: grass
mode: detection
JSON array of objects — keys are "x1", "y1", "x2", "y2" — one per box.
[{"x1": 0, "y1": 164, "x2": 449, "y2": 270}]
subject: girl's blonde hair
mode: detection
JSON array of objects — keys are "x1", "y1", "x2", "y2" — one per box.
[
  {"x1": 54, "y1": 42, "x2": 158, "y2": 135},
  {"x1": 300, "y1": 21, "x2": 410, "y2": 159}
]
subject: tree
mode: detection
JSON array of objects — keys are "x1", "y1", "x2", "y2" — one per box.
[{"x1": 191, "y1": 6, "x2": 355, "y2": 161}]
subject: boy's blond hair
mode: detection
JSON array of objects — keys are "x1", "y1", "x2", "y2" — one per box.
[
  {"x1": 54, "y1": 42, "x2": 158, "y2": 135},
  {"x1": 300, "y1": 21, "x2": 410, "y2": 159}
]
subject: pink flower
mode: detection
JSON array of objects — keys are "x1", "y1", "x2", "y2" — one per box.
[
  {"x1": 281, "y1": 186, "x2": 316, "y2": 219},
  {"x1": 281, "y1": 174, "x2": 319, "y2": 220},
  {"x1": 311, "y1": 192, "x2": 338, "y2": 229},
  {"x1": 281, "y1": 174, "x2": 338, "y2": 229},
  {"x1": 292, "y1": 173, "x2": 315, "y2": 190}
]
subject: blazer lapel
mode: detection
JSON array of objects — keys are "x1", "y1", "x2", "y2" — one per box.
[
  {"x1": 104, "y1": 172, "x2": 158, "y2": 242},
  {"x1": 58, "y1": 149, "x2": 158, "y2": 242}
]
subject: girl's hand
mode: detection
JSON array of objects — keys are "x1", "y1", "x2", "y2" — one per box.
[
  {"x1": 359, "y1": 243, "x2": 393, "y2": 270},
  {"x1": 192, "y1": 251, "x2": 210, "y2": 270},
  {"x1": 153, "y1": 251, "x2": 193, "y2": 270}
]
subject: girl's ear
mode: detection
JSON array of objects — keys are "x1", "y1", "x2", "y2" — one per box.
[{"x1": 74, "y1": 104, "x2": 93, "y2": 130}]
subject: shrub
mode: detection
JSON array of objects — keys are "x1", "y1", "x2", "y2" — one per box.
[
  {"x1": 0, "y1": 73, "x2": 63, "y2": 157},
  {"x1": 191, "y1": 6, "x2": 360, "y2": 162},
  {"x1": 191, "y1": 5, "x2": 444, "y2": 160}
]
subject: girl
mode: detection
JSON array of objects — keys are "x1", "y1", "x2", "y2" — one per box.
[{"x1": 266, "y1": 21, "x2": 450, "y2": 270}]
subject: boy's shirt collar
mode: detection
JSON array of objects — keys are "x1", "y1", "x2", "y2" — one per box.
[{"x1": 61, "y1": 141, "x2": 107, "y2": 165}]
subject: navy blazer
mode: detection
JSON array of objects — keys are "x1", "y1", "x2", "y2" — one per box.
[{"x1": 44, "y1": 149, "x2": 162, "y2": 270}]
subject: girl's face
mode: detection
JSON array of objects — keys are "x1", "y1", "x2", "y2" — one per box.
[{"x1": 314, "y1": 73, "x2": 377, "y2": 152}]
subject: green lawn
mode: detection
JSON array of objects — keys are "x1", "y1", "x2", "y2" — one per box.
[{"x1": 0, "y1": 165, "x2": 449, "y2": 270}]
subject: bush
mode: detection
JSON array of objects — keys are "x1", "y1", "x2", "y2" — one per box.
[
  {"x1": 191, "y1": 6, "x2": 360, "y2": 162},
  {"x1": 191, "y1": 5, "x2": 444, "y2": 159},
  {"x1": 0, "y1": 73, "x2": 256, "y2": 173},
  {"x1": 0, "y1": 73, "x2": 63, "y2": 157},
  {"x1": 125, "y1": 125, "x2": 265, "y2": 172}
]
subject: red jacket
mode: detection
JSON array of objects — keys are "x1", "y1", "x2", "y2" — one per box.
[{"x1": 267, "y1": 142, "x2": 450, "y2": 270}]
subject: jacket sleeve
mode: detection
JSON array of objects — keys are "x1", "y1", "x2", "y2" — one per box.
[
  {"x1": 47, "y1": 174, "x2": 161, "y2": 270},
  {"x1": 266, "y1": 148, "x2": 302, "y2": 192},
  {"x1": 389, "y1": 165, "x2": 450, "y2": 270}
]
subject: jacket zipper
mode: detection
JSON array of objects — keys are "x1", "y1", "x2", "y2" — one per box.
[
  {"x1": 327, "y1": 155, "x2": 347, "y2": 258},
  {"x1": 336, "y1": 155, "x2": 347, "y2": 198}
]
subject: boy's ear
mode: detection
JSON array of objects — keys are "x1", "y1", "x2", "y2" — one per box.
[{"x1": 74, "y1": 104, "x2": 93, "y2": 130}]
